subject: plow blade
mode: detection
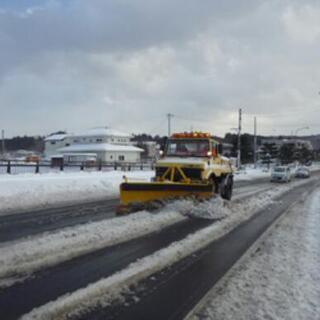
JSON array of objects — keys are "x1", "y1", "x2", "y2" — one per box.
[{"x1": 118, "y1": 181, "x2": 214, "y2": 213}]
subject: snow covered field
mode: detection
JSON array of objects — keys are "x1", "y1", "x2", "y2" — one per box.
[
  {"x1": 0, "y1": 167, "x2": 278, "y2": 214},
  {"x1": 0, "y1": 170, "x2": 153, "y2": 214},
  {"x1": 189, "y1": 188, "x2": 320, "y2": 320}
]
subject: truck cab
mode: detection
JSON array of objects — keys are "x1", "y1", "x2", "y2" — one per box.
[{"x1": 155, "y1": 132, "x2": 233, "y2": 199}]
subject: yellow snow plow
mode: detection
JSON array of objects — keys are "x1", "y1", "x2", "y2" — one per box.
[{"x1": 117, "y1": 132, "x2": 233, "y2": 214}]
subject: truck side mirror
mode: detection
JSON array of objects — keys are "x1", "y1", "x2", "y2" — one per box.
[{"x1": 217, "y1": 144, "x2": 223, "y2": 155}]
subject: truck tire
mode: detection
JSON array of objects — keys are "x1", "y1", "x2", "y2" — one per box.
[{"x1": 220, "y1": 174, "x2": 233, "y2": 200}]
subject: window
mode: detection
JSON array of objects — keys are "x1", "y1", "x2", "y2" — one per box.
[
  {"x1": 65, "y1": 143, "x2": 70, "y2": 146},
  {"x1": 50, "y1": 141, "x2": 56, "y2": 145},
  {"x1": 96, "y1": 138, "x2": 103, "y2": 142},
  {"x1": 118, "y1": 155, "x2": 125, "y2": 161},
  {"x1": 166, "y1": 139, "x2": 209, "y2": 157},
  {"x1": 110, "y1": 155, "x2": 113, "y2": 159}
]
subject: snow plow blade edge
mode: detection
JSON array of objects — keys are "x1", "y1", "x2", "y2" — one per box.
[{"x1": 118, "y1": 182, "x2": 213, "y2": 213}]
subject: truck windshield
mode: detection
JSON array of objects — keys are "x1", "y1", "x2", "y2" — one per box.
[{"x1": 165, "y1": 139, "x2": 210, "y2": 157}]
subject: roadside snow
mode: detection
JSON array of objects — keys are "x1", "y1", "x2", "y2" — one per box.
[
  {"x1": 0, "y1": 170, "x2": 153, "y2": 214},
  {"x1": 189, "y1": 188, "x2": 320, "y2": 320},
  {"x1": 20, "y1": 179, "x2": 315, "y2": 320}
]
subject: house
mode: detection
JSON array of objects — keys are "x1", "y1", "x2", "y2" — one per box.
[{"x1": 56, "y1": 127, "x2": 143, "y2": 163}]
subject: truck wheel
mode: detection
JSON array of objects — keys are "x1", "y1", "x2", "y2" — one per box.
[{"x1": 220, "y1": 174, "x2": 233, "y2": 200}]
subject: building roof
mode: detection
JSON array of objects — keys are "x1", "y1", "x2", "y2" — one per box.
[
  {"x1": 45, "y1": 134, "x2": 67, "y2": 141},
  {"x1": 58, "y1": 143, "x2": 143, "y2": 153},
  {"x1": 71, "y1": 127, "x2": 131, "y2": 138}
]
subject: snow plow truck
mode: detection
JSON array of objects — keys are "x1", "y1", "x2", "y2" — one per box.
[{"x1": 118, "y1": 132, "x2": 233, "y2": 213}]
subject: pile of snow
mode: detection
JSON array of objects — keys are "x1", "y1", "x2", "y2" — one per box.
[
  {"x1": 20, "y1": 179, "x2": 315, "y2": 320},
  {"x1": 0, "y1": 170, "x2": 153, "y2": 214},
  {"x1": 166, "y1": 196, "x2": 231, "y2": 220},
  {"x1": 189, "y1": 188, "x2": 320, "y2": 320}
]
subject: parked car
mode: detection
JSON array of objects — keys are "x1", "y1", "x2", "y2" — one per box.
[
  {"x1": 271, "y1": 166, "x2": 292, "y2": 183},
  {"x1": 295, "y1": 167, "x2": 310, "y2": 178}
]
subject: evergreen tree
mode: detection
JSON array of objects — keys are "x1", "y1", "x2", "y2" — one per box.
[{"x1": 279, "y1": 143, "x2": 295, "y2": 164}]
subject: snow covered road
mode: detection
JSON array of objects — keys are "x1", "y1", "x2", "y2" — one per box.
[{"x1": 0, "y1": 174, "x2": 318, "y2": 320}]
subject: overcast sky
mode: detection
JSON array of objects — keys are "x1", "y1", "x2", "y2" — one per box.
[{"x1": 0, "y1": 0, "x2": 320, "y2": 138}]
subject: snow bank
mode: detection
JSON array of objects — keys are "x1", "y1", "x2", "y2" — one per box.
[
  {"x1": 188, "y1": 188, "x2": 320, "y2": 320},
  {"x1": 0, "y1": 170, "x2": 153, "y2": 214},
  {"x1": 21, "y1": 180, "x2": 314, "y2": 320}
]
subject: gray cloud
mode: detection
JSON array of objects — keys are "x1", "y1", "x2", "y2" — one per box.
[{"x1": 0, "y1": 0, "x2": 320, "y2": 137}]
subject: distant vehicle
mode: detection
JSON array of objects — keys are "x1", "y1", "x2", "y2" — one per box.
[
  {"x1": 271, "y1": 166, "x2": 292, "y2": 183},
  {"x1": 305, "y1": 160, "x2": 312, "y2": 167},
  {"x1": 295, "y1": 167, "x2": 310, "y2": 178}
]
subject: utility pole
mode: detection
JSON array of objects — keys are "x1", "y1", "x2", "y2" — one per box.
[
  {"x1": 1, "y1": 129, "x2": 5, "y2": 158},
  {"x1": 253, "y1": 116, "x2": 257, "y2": 168},
  {"x1": 237, "y1": 108, "x2": 242, "y2": 169},
  {"x1": 167, "y1": 113, "x2": 174, "y2": 136}
]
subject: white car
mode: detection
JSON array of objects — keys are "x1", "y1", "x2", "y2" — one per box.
[
  {"x1": 271, "y1": 166, "x2": 292, "y2": 183},
  {"x1": 295, "y1": 167, "x2": 310, "y2": 178}
]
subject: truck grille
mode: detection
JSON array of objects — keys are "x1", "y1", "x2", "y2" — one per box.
[{"x1": 155, "y1": 167, "x2": 202, "y2": 181}]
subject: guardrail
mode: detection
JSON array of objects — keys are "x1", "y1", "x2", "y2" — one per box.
[{"x1": 0, "y1": 160, "x2": 155, "y2": 175}]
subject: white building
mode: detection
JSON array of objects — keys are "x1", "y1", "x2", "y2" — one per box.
[
  {"x1": 55, "y1": 127, "x2": 143, "y2": 163},
  {"x1": 67, "y1": 127, "x2": 132, "y2": 145},
  {"x1": 44, "y1": 133, "x2": 68, "y2": 158}
]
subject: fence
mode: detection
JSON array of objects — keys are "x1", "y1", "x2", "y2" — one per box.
[{"x1": 0, "y1": 159, "x2": 155, "y2": 175}]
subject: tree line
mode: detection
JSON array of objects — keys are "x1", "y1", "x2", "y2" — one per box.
[{"x1": 2, "y1": 132, "x2": 317, "y2": 164}]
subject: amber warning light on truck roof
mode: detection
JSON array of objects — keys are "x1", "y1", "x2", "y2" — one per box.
[{"x1": 171, "y1": 132, "x2": 211, "y2": 139}]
